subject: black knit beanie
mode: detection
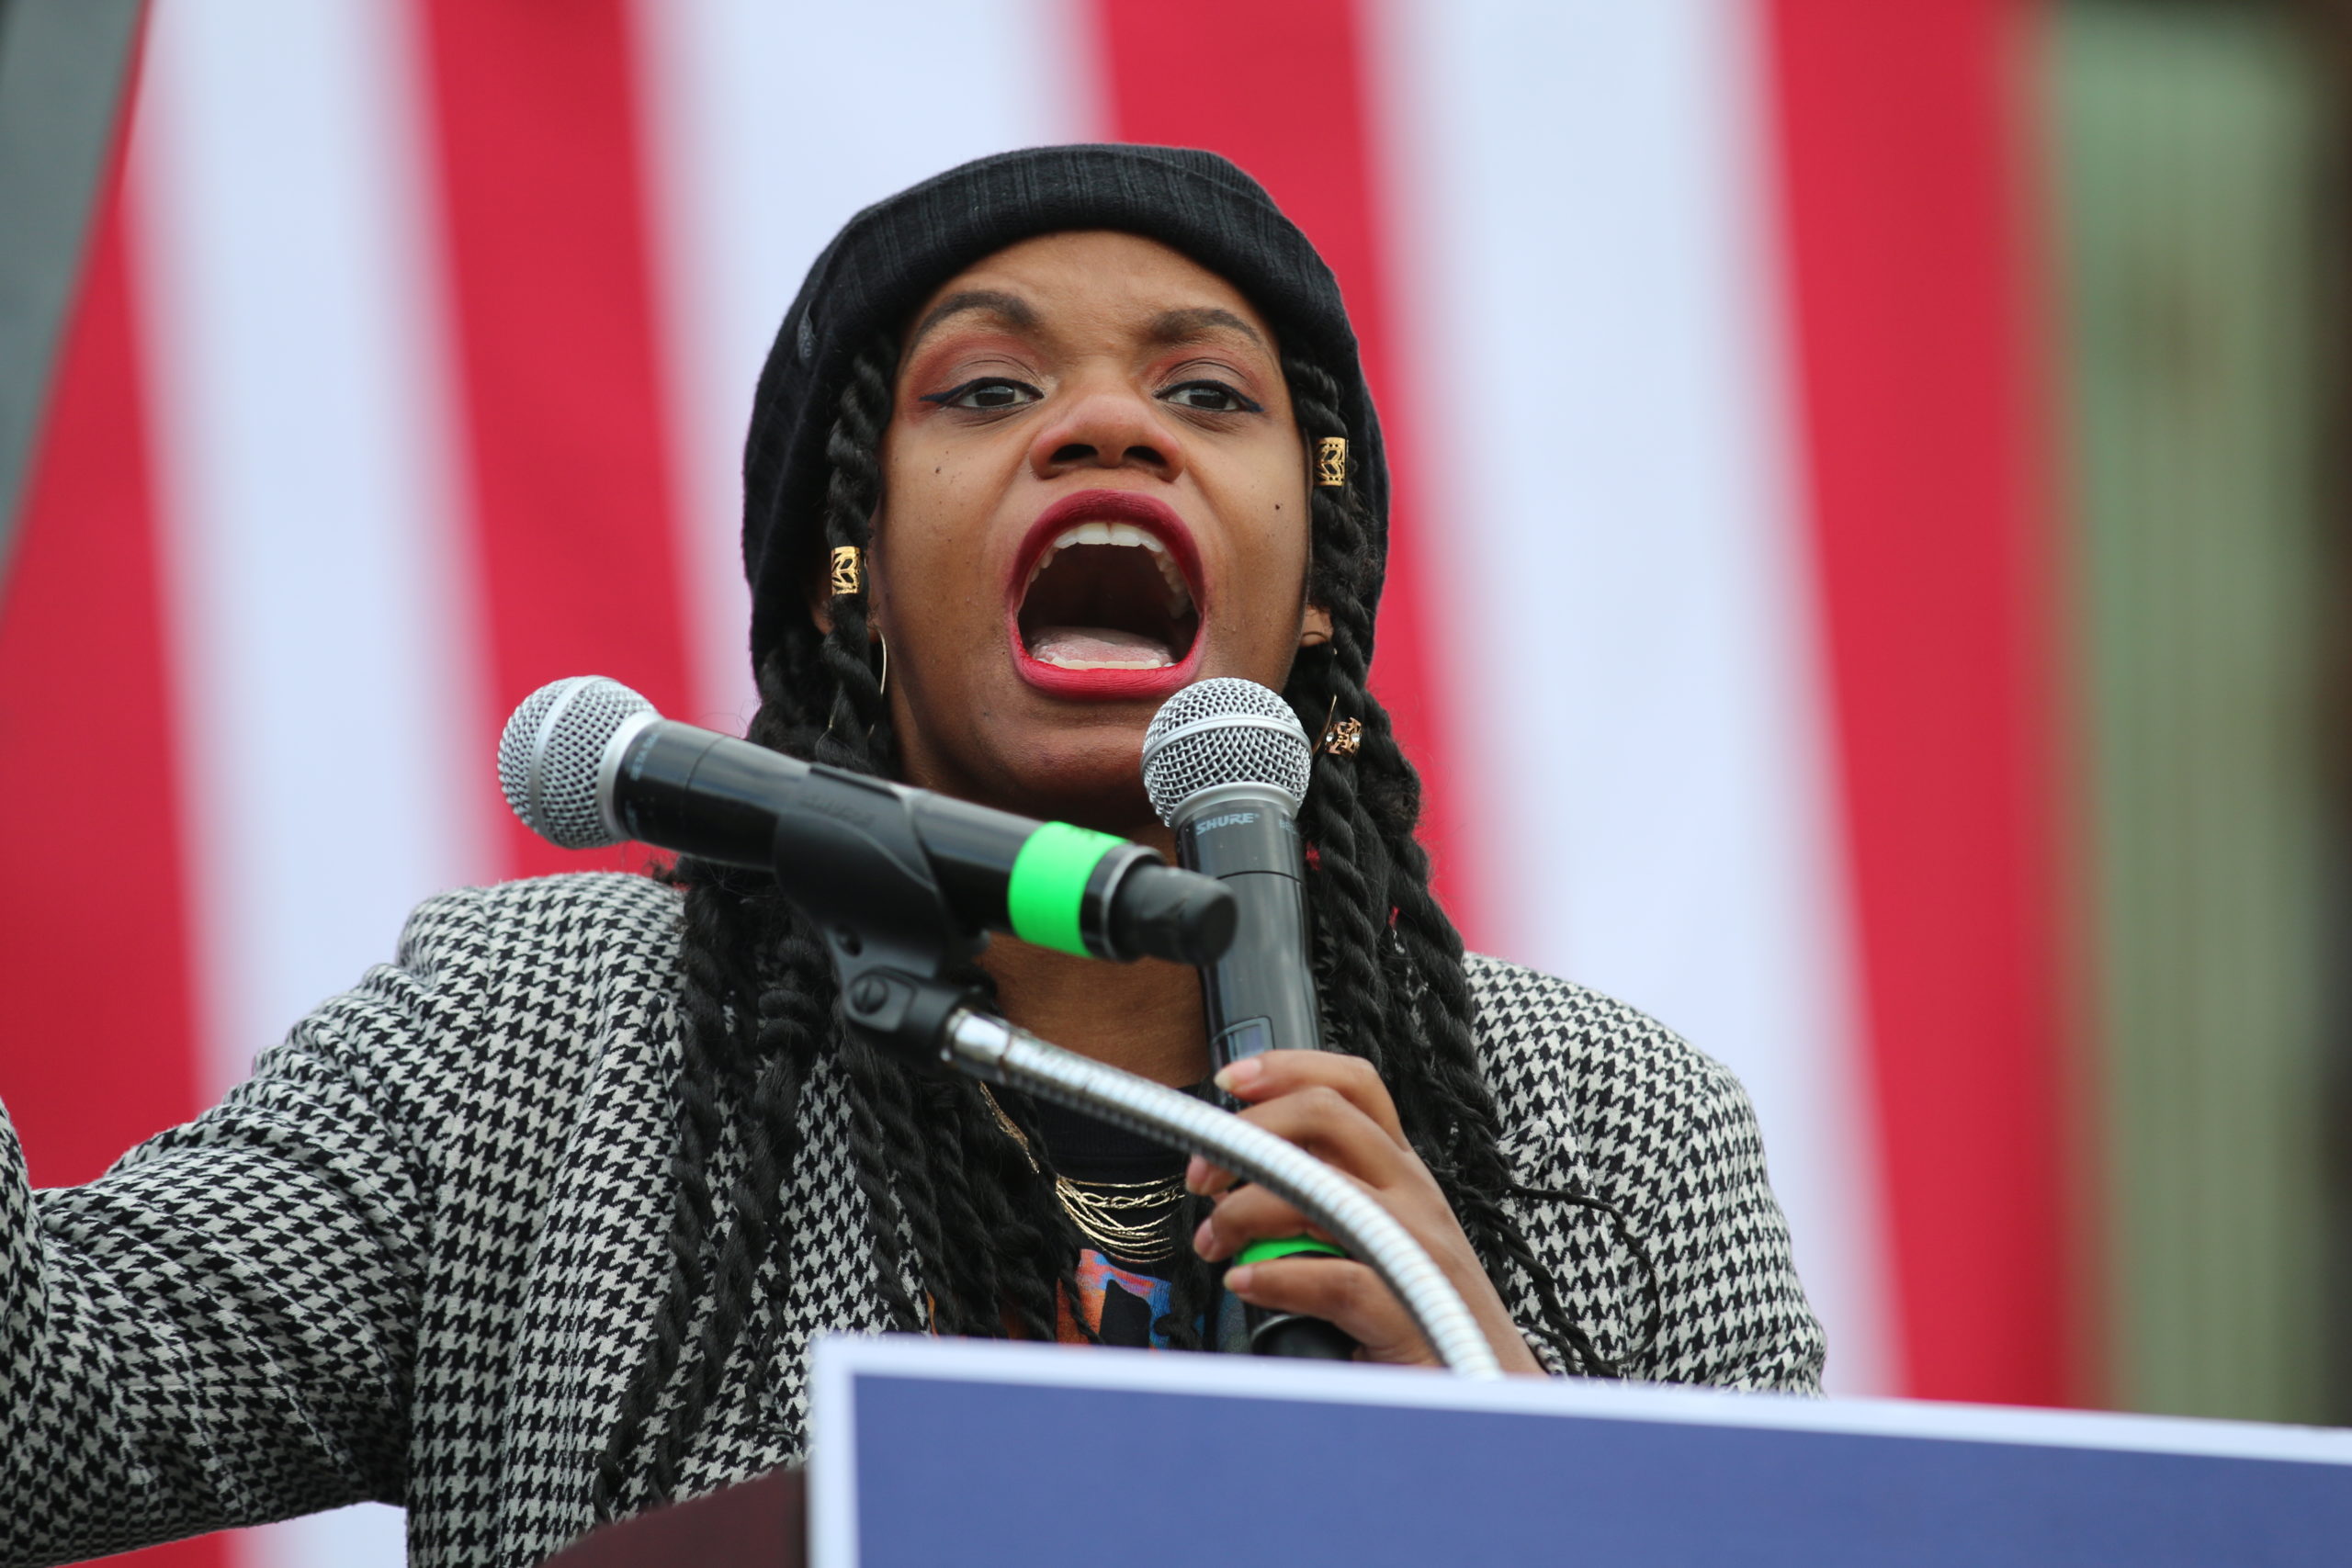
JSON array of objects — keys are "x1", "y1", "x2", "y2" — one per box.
[{"x1": 740, "y1": 143, "x2": 1389, "y2": 680}]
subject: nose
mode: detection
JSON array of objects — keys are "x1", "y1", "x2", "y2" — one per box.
[{"x1": 1026, "y1": 381, "x2": 1183, "y2": 483}]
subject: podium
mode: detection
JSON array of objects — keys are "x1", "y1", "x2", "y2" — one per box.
[
  {"x1": 544, "y1": 1337, "x2": 2352, "y2": 1565},
  {"x1": 805, "y1": 1337, "x2": 2352, "y2": 1567},
  {"x1": 542, "y1": 1466, "x2": 804, "y2": 1567}
]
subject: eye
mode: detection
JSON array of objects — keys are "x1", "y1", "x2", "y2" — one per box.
[
  {"x1": 1160, "y1": 378, "x2": 1264, "y2": 415},
  {"x1": 922, "y1": 377, "x2": 1042, "y2": 412}
]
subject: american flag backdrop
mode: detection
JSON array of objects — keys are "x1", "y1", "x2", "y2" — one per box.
[{"x1": 2, "y1": 2, "x2": 2081, "y2": 1563}]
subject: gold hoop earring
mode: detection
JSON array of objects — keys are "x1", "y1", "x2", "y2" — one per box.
[{"x1": 821, "y1": 629, "x2": 889, "y2": 749}]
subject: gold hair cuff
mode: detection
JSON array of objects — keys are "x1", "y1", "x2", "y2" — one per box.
[
  {"x1": 1315, "y1": 436, "x2": 1347, "y2": 488},
  {"x1": 829, "y1": 545, "x2": 864, "y2": 597},
  {"x1": 1319, "y1": 716, "x2": 1363, "y2": 758}
]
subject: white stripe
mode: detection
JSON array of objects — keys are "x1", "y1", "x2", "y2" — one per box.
[
  {"x1": 629, "y1": 0, "x2": 1103, "y2": 732},
  {"x1": 1368, "y1": 0, "x2": 1894, "y2": 1393},
  {"x1": 129, "y1": 0, "x2": 488, "y2": 1560}
]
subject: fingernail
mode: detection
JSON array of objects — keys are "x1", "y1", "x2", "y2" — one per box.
[
  {"x1": 1192, "y1": 1218, "x2": 1218, "y2": 1258},
  {"x1": 1184, "y1": 1155, "x2": 1206, "y2": 1193},
  {"x1": 1215, "y1": 1057, "x2": 1263, "y2": 1094},
  {"x1": 1226, "y1": 1265, "x2": 1257, "y2": 1294}
]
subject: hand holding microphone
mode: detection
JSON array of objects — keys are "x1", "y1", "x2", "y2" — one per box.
[{"x1": 1145, "y1": 678, "x2": 1545, "y2": 1375}]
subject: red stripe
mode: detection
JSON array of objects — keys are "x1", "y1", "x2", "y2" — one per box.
[
  {"x1": 413, "y1": 0, "x2": 695, "y2": 877},
  {"x1": 1088, "y1": 0, "x2": 1483, "y2": 941},
  {"x1": 1763, "y1": 0, "x2": 2083, "y2": 1404},
  {"x1": 0, "y1": 132, "x2": 229, "y2": 1568},
  {"x1": 0, "y1": 134, "x2": 200, "y2": 1196}
]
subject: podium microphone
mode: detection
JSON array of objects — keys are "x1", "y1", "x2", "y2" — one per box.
[
  {"x1": 1143, "y1": 677, "x2": 1357, "y2": 1359},
  {"x1": 500, "y1": 676, "x2": 1234, "y2": 968}
]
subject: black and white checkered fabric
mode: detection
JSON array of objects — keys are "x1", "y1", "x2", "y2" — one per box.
[{"x1": 0, "y1": 873, "x2": 1823, "y2": 1568}]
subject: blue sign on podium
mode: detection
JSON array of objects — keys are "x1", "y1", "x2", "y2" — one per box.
[{"x1": 809, "y1": 1337, "x2": 2352, "y2": 1566}]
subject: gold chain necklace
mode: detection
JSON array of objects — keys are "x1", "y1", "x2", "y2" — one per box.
[{"x1": 979, "y1": 1086, "x2": 1186, "y2": 1264}]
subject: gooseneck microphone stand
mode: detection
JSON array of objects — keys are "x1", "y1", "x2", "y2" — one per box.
[
  {"x1": 805, "y1": 808, "x2": 1505, "y2": 1382},
  {"x1": 497, "y1": 676, "x2": 1495, "y2": 1373}
]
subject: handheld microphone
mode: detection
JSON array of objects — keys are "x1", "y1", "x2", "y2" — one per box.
[
  {"x1": 501, "y1": 676, "x2": 1234, "y2": 968},
  {"x1": 1144, "y1": 677, "x2": 1356, "y2": 1359}
]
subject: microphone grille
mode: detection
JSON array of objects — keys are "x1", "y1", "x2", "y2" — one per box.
[
  {"x1": 498, "y1": 676, "x2": 656, "y2": 849},
  {"x1": 1141, "y1": 677, "x2": 1312, "y2": 825}
]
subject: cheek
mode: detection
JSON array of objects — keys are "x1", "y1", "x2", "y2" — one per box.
[
  {"x1": 1228, "y1": 432, "x2": 1314, "y2": 582},
  {"x1": 878, "y1": 417, "x2": 1017, "y2": 552},
  {"x1": 875, "y1": 517, "x2": 983, "y2": 638},
  {"x1": 872, "y1": 438, "x2": 1008, "y2": 659},
  {"x1": 1236, "y1": 482, "x2": 1316, "y2": 604},
  {"x1": 876, "y1": 434, "x2": 960, "y2": 582}
]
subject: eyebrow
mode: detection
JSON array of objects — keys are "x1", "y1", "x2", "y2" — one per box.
[
  {"x1": 907, "y1": 289, "x2": 1038, "y2": 349},
  {"x1": 1145, "y1": 307, "x2": 1267, "y2": 349},
  {"x1": 905, "y1": 293, "x2": 1270, "y2": 355}
]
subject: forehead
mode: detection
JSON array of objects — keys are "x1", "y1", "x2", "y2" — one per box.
[{"x1": 902, "y1": 230, "x2": 1277, "y2": 353}]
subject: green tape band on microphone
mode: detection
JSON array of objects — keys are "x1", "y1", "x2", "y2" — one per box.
[
  {"x1": 1236, "y1": 1236, "x2": 1346, "y2": 1266},
  {"x1": 1007, "y1": 820, "x2": 1125, "y2": 957}
]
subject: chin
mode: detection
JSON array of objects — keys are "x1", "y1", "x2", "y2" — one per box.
[{"x1": 989, "y1": 724, "x2": 1162, "y2": 830}]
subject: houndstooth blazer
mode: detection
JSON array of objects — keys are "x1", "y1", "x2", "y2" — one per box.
[{"x1": 0, "y1": 873, "x2": 1824, "y2": 1568}]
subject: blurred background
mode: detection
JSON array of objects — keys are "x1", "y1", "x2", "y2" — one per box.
[{"x1": 2, "y1": 0, "x2": 2346, "y2": 1562}]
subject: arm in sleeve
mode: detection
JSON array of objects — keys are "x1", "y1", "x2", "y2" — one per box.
[
  {"x1": 1618, "y1": 1055, "x2": 1826, "y2": 1394},
  {"x1": 0, "y1": 901, "x2": 470, "y2": 1564}
]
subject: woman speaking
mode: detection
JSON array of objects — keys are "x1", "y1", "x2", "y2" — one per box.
[{"x1": 0, "y1": 146, "x2": 1822, "y2": 1568}]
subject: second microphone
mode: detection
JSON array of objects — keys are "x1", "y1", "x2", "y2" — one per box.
[
  {"x1": 1145, "y1": 677, "x2": 1358, "y2": 1360},
  {"x1": 501, "y1": 675, "x2": 1235, "y2": 970}
]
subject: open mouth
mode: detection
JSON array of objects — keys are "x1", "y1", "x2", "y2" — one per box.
[{"x1": 1015, "y1": 515, "x2": 1202, "y2": 672}]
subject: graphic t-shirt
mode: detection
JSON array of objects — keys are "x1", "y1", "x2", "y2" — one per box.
[{"x1": 1030, "y1": 1094, "x2": 1250, "y2": 1352}]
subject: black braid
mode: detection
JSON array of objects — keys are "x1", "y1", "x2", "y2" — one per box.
[
  {"x1": 836, "y1": 1036, "x2": 928, "y2": 1328},
  {"x1": 591, "y1": 869, "x2": 748, "y2": 1515},
  {"x1": 1513, "y1": 1184, "x2": 1662, "y2": 1365},
  {"x1": 918, "y1": 1078, "x2": 1011, "y2": 1334},
  {"x1": 1278, "y1": 356, "x2": 1613, "y2": 1375},
  {"x1": 646, "y1": 947, "x2": 822, "y2": 1501},
  {"x1": 605, "y1": 333, "x2": 1624, "y2": 1515},
  {"x1": 816, "y1": 348, "x2": 895, "y2": 771},
  {"x1": 599, "y1": 337, "x2": 1094, "y2": 1512}
]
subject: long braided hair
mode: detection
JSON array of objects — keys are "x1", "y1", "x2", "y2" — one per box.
[{"x1": 592, "y1": 333, "x2": 1615, "y2": 1516}]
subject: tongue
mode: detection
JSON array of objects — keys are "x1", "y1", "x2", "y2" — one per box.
[{"x1": 1027, "y1": 626, "x2": 1174, "y2": 669}]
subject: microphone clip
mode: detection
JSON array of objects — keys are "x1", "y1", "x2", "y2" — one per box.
[{"x1": 767, "y1": 764, "x2": 983, "y2": 1070}]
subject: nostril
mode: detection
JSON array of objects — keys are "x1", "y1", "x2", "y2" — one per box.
[{"x1": 1043, "y1": 438, "x2": 1171, "y2": 471}]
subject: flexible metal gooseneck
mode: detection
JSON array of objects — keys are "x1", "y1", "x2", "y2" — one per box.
[{"x1": 944, "y1": 1010, "x2": 1506, "y2": 1381}]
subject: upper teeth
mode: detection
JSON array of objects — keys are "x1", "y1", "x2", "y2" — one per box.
[{"x1": 1027, "y1": 521, "x2": 1193, "y2": 614}]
